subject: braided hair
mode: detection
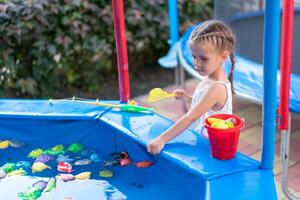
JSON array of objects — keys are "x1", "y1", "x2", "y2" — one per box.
[{"x1": 189, "y1": 20, "x2": 236, "y2": 92}]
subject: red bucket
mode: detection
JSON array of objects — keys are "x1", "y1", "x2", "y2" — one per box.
[{"x1": 204, "y1": 114, "x2": 244, "y2": 160}]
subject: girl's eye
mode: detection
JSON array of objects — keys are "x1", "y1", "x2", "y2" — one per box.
[
  {"x1": 192, "y1": 54, "x2": 196, "y2": 59},
  {"x1": 201, "y1": 57, "x2": 208, "y2": 61}
]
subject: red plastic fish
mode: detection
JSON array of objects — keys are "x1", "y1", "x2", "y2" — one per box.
[
  {"x1": 57, "y1": 162, "x2": 73, "y2": 173},
  {"x1": 135, "y1": 161, "x2": 153, "y2": 168},
  {"x1": 120, "y1": 158, "x2": 132, "y2": 166}
]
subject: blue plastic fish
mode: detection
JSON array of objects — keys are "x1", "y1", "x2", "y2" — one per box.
[
  {"x1": 16, "y1": 161, "x2": 31, "y2": 169},
  {"x1": 80, "y1": 149, "x2": 95, "y2": 158},
  {"x1": 90, "y1": 153, "x2": 101, "y2": 162},
  {"x1": 56, "y1": 154, "x2": 74, "y2": 163}
]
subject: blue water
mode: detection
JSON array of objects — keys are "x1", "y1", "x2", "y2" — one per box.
[{"x1": 0, "y1": 118, "x2": 205, "y2": 200}]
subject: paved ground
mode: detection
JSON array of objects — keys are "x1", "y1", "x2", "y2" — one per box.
[{"x1": 134, "y1": 78, "x2": 300, "y2": 200}]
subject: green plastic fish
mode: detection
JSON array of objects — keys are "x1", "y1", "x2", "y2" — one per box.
[
  {"x1": 18, "y1": 186, "x2": 42, "y2": 200},
  {"x1": 44, "y1": 177, "x2": 56, "y2": 192},
  {"x1": 67, "y1": 143, "x2": 83, "y2": 153},
  {"x1": 44, "y1": 144, "x2": 64, "y2": 155},
  {"x1": 0, "y1": 162, "x2": 16, "y2": 173},
  {"x1": 28, "y1": 148, "x2": 44, "y2": 158}
]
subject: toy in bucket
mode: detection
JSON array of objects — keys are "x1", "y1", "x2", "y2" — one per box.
[{"x1": 204, "y1": 114, "x2": 244, "y2": 160}]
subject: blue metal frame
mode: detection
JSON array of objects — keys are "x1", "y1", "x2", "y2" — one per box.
[
  {"x1": 261, "y1": 0, "x2": 280, "y2": 169},
  {"x1": 168, "y1": 0, "x2": 179, "y2": 47}
]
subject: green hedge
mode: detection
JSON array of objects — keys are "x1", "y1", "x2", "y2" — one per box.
[{"x1": 0, "y1": 0, "x2": 212, "y2": 97}]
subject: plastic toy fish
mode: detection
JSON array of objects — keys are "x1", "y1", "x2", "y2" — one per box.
[
  {"x1": 80, "y1": 149, "x2": 95, "y2": 158},
  {"x1": 0, "y1": 169, "x2": 6, "y2": 179},
  {"x1": 18, "y1": 186, "x2": 42, "y2": 200},
  {"x1": 32, "y1": 162, "x2": 51, "y2": 173},
  {"x1": 99, "y1": 170, "x2": 113, "y2": 178},
  {"x1": 74, "y1": 159, "x2": 92, "y2": 166},
  {"x1": 32, "y1": 180, "x2": 48, "y2": 191},
  {"x1": 28, "y1": 148, "x2": 44, "y2": 158},
  {"x1": 75, "y1": 172, "x2": 91, "y2": 180},
  {"x1": 120, "y1": 158, "x2": 132, "y2": 166},
  {"x1": 56, "y1": 174, "x2": 75, "y2": 182},
  {"x1": 0, "y1": 140, "x2": 10, "y2": 149},
  {"x1": 44, "y1": 144, "x2": 64, "y2": 155},
  {"x1": 7, "y1": 168, "x2": 27, "y2": 177},
  {"x1": 148, "y1": 88, "x2": 175, "y2": 102},
  {"x1": 57, "y1": 162, "x2": 73, "y2": 173},
  {"x1": 135, "y1": 161, "x2": 153, "y2": 168},
  {"x1": 44, "y1": 177, "x2": 56, "y2": 192},
  {"x1": 0, "y1": 162, "x2": 16, "y2": 173},
  {"x1": 66, "y1": 143, "x2": 83, "y2": 153},
  {"x1": 90, "y1": 153, "x2": 101, "y2": 162},
  {"x1": 56, "y1": 154, "x2": 74, "y2": 163},
  {"x1": 16, "y1": 161, "x2": 31, "y2": 169},
  {"x1": 207, "y1": 117, "x2": 235, "y2": 129},
  {"x1": 35, "y1": 155, "x2": 54, "y2": 163},
  {"x1": 9, "y1": 139, "x2": 26, "y2": 148}
]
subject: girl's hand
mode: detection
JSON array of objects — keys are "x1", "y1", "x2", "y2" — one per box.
[
  {"x1": 173, "y1": 89, "x2": 187, "y2": 100},
  {"x1": 147, "y1": 138, "x2": 166, "y2": 155}
]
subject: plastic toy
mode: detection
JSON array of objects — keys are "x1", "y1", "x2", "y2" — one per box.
[
  {"x1": 32, "y1": 162, "x2": 51, "y2": 173},
  {"x1": 135, "y1": 161, "x2": 153, "y2": 168},
  {"x1": 44, "y1": 177, "x2": 56, "y2": 192},
  {"x1": 148, "y1": 88, "x2": 175, "y2": 102},
  {"x1": 56, "y1": 174, "x2": 75, "y2": 182},
  {"x1": 66, "y1": 143, "x2": 84, "y2": 153},
  {"x1": 57, "y1": 162, "x2": 73, "y2": 173},
  {"x1": 28, "y1": 148, "x2": 44, "y2": 158},
  {"x1": 56, "y1": 154, "x2": 75, "y2": 163},
  {"x1": 74, "y1": 159, "x2": 92, "y2": 165},
  {"x1": 32, "y1": 180, "x2": 48, "y2": 191},
  {"x1": 75, "y1": 172, "x2": 91, "y2": 180},
  {"x1": 18, "y1": 187, "x2": 42, "y2": 200},
  {"x1": 7, "y1": 168, "x2": 26, "y2": 177},
  {"x1": 9, "y1": 139, "x2": 26, "y2": 148},
  {"x1": 35, "y1": 155, "x2": 54, "y2": 163},
  {"x1": 0, "y1": 163, "x2": 16, "y2": 173},
  {"x1": 99, "y1": 169, "x2": 113, "y2": 178},
  {"x1": 0, "y1": 140, "x2": 10, "y2": 149},
  {"x1": 44, "y1": 144, "x2": 65, "y2": 155},
  {"x1": 0, "y1": 169, "x2": 6, "y2": 179},
  {"x1": 16, "y1": 161, "x2": 31, "y2": 169}
]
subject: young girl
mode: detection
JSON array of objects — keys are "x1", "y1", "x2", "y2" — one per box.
[{"x1": 147, "y1": 20, "x2": 235, "y2": 155}]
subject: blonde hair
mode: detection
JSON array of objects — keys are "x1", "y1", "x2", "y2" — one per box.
[{"x1": 189, "y1": 20, "x2": 235, "y2": 87}]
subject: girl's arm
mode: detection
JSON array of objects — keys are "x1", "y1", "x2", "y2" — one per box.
[{"x1": 147, "y1": 83, "x2": 227, "y2": 154}]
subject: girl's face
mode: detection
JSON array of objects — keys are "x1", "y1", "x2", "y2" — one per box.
[{"x1": 189, "y1": 41, "x2": 228, "y2": 76}]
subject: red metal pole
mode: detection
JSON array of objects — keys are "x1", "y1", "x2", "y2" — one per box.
[
  {"x1": 279, "y1": 0, "x2": 294, "y2": 130},
  {"x1": 112, "y1": 0, "x2": 130, "y2": 102}
]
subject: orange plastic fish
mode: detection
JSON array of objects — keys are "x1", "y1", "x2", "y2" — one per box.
[{"x1": 135, "y1": 161, "x2": 153, "y2": 168}]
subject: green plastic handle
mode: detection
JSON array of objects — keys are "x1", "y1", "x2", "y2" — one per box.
[{"x1": 120, "y1": 104, "x2": 154, "y2": 112}]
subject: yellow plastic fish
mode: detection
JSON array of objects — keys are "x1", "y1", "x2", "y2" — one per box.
[
  {"x1": 75, "y1": 172, "x2": 91, "y2": 180},
  {"x1": 99, "y1": 170, "x2": 113, "y2": 178},
  {"x1": 0, "y1": 140, "x2": 10, "y2": 149},
  {"x1": 207, "y1": 117, "x2": 221, "y2": 124},
  {"x1": 32, "y1": 162, "x2": 51, "y2": 173},
  {"x1": 7, "y1": 168, "x2": 27, "y2": 177}
]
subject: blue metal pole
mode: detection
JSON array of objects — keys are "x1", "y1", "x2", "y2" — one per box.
[
  {"x1": 168, "y1": 0, "x2": 179, "y2": 47},
  {"x1": 261, "y1": 0, "x2": 280, "y2": 169}
]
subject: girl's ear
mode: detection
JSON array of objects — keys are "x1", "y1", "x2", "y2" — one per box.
[{"x1": 220, "y1": 50, "x2": 229, "y2": 64}]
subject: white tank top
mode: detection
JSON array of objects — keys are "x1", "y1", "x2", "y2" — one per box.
[{"x1": 189, "y1": 81, "x2": 233, "y2": 134}]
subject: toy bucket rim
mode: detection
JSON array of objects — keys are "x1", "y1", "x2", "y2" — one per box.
[{"x1": 204, "y1": 114, "x2": 244, "y2": 131}]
